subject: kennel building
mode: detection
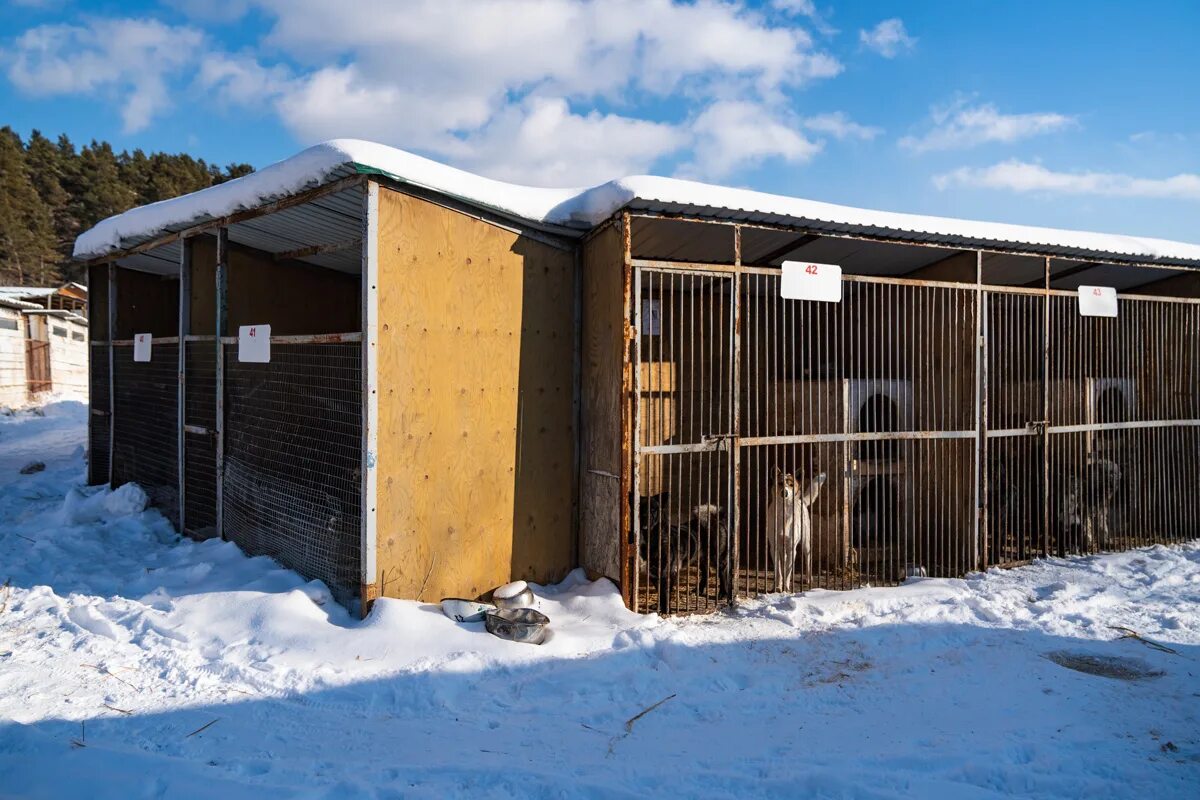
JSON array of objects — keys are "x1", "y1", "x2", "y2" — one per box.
[{"x1": 76, "y1": 140, "x2": 1200, "y2": 615}]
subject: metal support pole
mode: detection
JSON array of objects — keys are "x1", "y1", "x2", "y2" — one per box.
[
  {"x1": 730, "y1": 224, "x2": 742, "y2": 609},
  {"x1": 107, "y1": 263, "x2": 116, "y2": 487},
  {"x1": 215, "y1": 228, "x2": 228, "y2": 540},
  {"x1": 1042, "y1": 256, "x2": 1051, "y2": 557},
  {"x1": 974, "y1": 250, "x2": 987, "y2": 570},
  {"x1": 360, "y1": 181, "x2": 380, "y2": 614},
  {"x1": 178, "y1": 238, "x2": 191, "y2": 534}
]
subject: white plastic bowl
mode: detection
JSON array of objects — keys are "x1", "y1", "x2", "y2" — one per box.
[{"x1": 440, "y1": 597, "x2": 495, "y2": 623}]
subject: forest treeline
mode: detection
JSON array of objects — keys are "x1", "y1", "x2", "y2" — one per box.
[{"x1": 0, "y1": 127, "x2": 253, "y2": 286}]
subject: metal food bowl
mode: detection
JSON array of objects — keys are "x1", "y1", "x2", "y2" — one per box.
[
  {"x1": 485, "y1": 608, "x2": 550, "y2": 645},
  {"x1": 491, "y1": 581, "x2": 536, "y2": 610},
  {"x1": 440, "y1": 598, "x2": 495, "y2": 623}
]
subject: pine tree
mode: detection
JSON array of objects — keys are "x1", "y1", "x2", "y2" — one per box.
[
  {"x1": 0, "y1": 127, "x2": 59, "y2": 285},
  {"x1": 0, "y1": 127, "x2": 257, "y2": 285}
]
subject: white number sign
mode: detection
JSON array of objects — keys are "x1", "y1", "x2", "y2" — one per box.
[
  {"x1": 1077, "y1": 285, "x2": 1117, "y2": 318},
  {"x1": 781, "y1": 261, "x2": 842, "y2": 302},
  {"x1": 133, "y1": 333, "x2": 152, "y2": 362},
  {"x1": 238, "y1": 324, "x2": 271, "y2": 363},
  {"x1": 643, "y1": 299, "x2": 661, "y2": 336}
]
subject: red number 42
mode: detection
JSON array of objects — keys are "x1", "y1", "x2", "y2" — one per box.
[{"x1": 805, "y1": 264, "x2": 819, "y2": 275}]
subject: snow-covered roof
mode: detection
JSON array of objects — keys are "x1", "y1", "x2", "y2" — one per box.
[
  {"x1": 0, "y1": 287, "x2": 58, "y2": 300},
  {"x1": 74, "y1": 138, "x2": 1200, "y2": 267}
]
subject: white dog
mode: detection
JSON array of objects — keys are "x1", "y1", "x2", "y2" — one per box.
[{"x1": 766, "y1": 468, "x2": 827, "y2": 593}]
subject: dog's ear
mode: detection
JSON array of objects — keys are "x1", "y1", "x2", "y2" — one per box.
[
  {"x1": 801, "y1": 472, "x2": 827, "y2": 506},
  {"x1": 772, "y1": 466, "x2": 782, "y2": 483}
]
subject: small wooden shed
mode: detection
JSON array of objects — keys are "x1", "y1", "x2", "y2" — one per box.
[{"x1": 76, "y1": 140, "x2": 1200, "y2": 615}]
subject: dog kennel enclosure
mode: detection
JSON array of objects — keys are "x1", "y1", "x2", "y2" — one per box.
[
  {"x1": 78, "y1": 141, "x2": 1200, "y2": 616},
  {"x1": 81, "y1": 165, "x2": 579, "y2": 613},
  {"x1": 579, "y1": 211, "x2": 1200, "y2": 614}
]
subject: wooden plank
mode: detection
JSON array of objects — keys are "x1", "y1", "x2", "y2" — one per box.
[
  {"x1": 374, "y1": 188, "x2": 576, "y2": 601},
  {"x1": 579, "y1": 222, "x2": 626, "y2": 583}
]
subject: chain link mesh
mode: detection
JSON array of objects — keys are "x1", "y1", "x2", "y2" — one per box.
[
  {"x1": 111, "y1": 342, "x2": 179, "y2": 527},
  {"x1": 183, "y1": 340, "x2": 218, "y2": 538},
  {"x1": 88, "y1": 342, "x2": 110, "y2": 486},
  {"x1": 221, "y1": 342, "x2": 362, "y2": 605}
]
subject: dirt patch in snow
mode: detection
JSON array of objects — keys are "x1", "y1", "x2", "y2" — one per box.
[{"x1": 1045, "y1": 650, "x2": 1166, "y2": 681}]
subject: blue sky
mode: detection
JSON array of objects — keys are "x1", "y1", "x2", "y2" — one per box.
[{"x1": 3, "y1": 0, "x2": 1198, "y2": 242}]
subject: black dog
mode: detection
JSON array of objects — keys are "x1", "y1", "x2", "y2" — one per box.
[{"x1": 638, "y1": 494, "x2": 731, "y2": 613}]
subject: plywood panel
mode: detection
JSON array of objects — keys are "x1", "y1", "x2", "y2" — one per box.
[
  {"x1": 226, "y1": 242, "x2": 359, "y2": 335},
  {"x1": 189, "y1": 235, "x2": 217, "y2": 336},
  {"x1": 579, "y1": 222, "x2": 625, "y2": 581},
  {"x1": 375, "y1": 188, "x2": 576, "y2": 601},
  {"x1": 114, "y1": 267, "x2": 177, "y2": 339}
]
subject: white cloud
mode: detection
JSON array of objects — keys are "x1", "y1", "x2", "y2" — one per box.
[
  {"x1": 900, "y1": 99, "x2": 1076, "y2": 153},
  {"x1": 7, "y1": 19, "x2": 203, "y2": 132},
  {"x1": 5, "y1": 1, "x2": 844, "y2": 183},
  {"x1": 802, "y1": 111, "x2": 881, "y2": 141},
  {"x1": 859, "y1": 18, "x2": 914, "y2": 58},
  {"x1": 933, "y1": 160, "x2": 1200, "y2": 200},
  {"x1": 680, "y1": 100, "x2": 821, "y2": 180}
]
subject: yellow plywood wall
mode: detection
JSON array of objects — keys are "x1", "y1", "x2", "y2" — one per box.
[{"x1": 374, "y1": 188, "x2": 577, "y2": 601}]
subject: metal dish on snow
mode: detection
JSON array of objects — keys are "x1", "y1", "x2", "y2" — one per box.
[
  {"x1": 440, "y1": 598, "x2": 495, "y2": 623},
  {"x1": 491, "y1": 580, "x2": 536, "y2": 610},
  {"x1": 485, "y1": 608, "x2": 550, "y2": 645}
]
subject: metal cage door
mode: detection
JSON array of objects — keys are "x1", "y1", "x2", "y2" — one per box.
[{"x1": 631, "y1": 267, "x2": 737, "y2": 614}]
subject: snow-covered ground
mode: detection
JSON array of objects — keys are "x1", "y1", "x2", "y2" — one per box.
[{"x1": 1, "y1": 403, "x2": 1197, "y2": 798}]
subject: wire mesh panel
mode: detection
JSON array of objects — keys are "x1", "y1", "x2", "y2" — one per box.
[
  {"x1": 984, "y1": 290, "x2": 1047, "y2": 565},
  {"x1": 634, "y1": 269, "x2": 735, "y2": 614},
  {"x1": 221, "y1": 341, "x2": 362, "y2": 605},
  {"x1": 111, "y1": 342, "x2": 179, "y2": 527},
  {"x1": 88, "y1": 342, "x2": 111, "y2": 485},
  {"x1": 1047, "y1": 294, "x2": 1200, "y2": 553},
  {"x1": 738, "y1": 275, "x2": 978, "y2": 593},
  {"x1": 183, "y1": 339, "x2": 218, "y2": 538}
]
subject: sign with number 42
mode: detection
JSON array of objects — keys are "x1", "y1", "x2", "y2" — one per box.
[
  {"x1": 781, "y1": 261, "x2": 842, "y2": 302},
  {"x1": 1077, "y1": 286, "x2": 1117, "y2": 318},
  {"x1": 133, "y1": 333, "x2": 152, "y2": 362},
  {"x1": 238, "y1": 324, "x2": 271, "y2": 363}
]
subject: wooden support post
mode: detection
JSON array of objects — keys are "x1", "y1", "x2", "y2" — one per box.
[
  {"x1": 178, "y1": 239, "x2": 191, "y2": 534},
  {"x1": 974, "y1": 250, "x2": 987, "y2": 570},
  {"x1": 107, "y1": 263, "x2": 116, "y2": 486},
  {"x1": 215, "y1": 228, "x2": 228, "y2": 540}
]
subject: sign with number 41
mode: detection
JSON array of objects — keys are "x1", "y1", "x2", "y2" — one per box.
[
  {"x1": 781, "y1": 261, "x2": 842, "y2": 302},
  {"x1": 238, "y1": 324, "x2": 271, "y2": 363}
]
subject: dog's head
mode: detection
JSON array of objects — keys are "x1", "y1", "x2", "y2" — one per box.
[{"x1": 772, "y1": 467, "x2": 827, "y2": 507}]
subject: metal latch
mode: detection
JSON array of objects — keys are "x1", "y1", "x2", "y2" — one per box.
[
  {"x1": 701, "y1": 433, "x2": 736, "y2": 452},
  {"x1": 1025, "y1": 420, "x2": 1048, "y2": 434}
]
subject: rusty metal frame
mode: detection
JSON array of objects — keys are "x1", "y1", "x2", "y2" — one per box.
[{"x1": 107, "y1": 262, "x2": 116, "y2": 486}]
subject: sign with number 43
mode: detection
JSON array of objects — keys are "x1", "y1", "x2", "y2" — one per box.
[
  {"x1": 1077, "y1": 286, "x2": 1117, "y2": 318},
  {"x1": 238, "y1": 324, "x2": 271, "y2": 363},
  {"x1": 781, "y1": 261, "x2": 842, "y2": 302}
]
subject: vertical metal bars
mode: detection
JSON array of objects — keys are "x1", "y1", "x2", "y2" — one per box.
[
  {"x1": 214, "y1": 228, "x2": 228, "y2": 540},
  {"x1": 177, "y1": 238, "x2": 190, "y2": 533}
]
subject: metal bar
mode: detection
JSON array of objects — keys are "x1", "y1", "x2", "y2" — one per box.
[
  {"x1": 730, "y1": 225, "x2": 742, "y2": 608},
  {"x1": 631, "y1": 263, "x2": 643, "y2": 612},
  {"x1": 739, "y1": 430, "x2": 979, "y2": 447},
  {"x1": 178, "y1": 237, "x2": 191, "y2": 534},
  {"x1": 360, "y1": 181, "x2": 380, "y2": 613},
  {"x1": 1046, "y1": 419, "x2": 1200, "y2": 434},
  {"x1": 215, "y1": 227, "x2": 228, "y2": 541},
  {"x1": 1042, "y1": 257, "x2": 1051, "y2": 557},
  {"x1": 107, "y1": 263, "x2": 116, "y2": 486},
  {"x1": 629, "y1": 258, "x2": 739, "y2": 275},
  {"x1": 211, "y1": 332, "x2": 363, "y2": 345},
  {"x1": 183, "y1": 424, "x2": 209, "y2": 435},
  {"x1": 110, "y1": 336, "x2": 183, "y2": 345},
  {"x1": 975, "y1": 250, "x2": 987, "y2": 570}
]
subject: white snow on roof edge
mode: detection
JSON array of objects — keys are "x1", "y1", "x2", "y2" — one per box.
[{"x1": 73, "y1": 138, "x2": 1200, "y2": 265}]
